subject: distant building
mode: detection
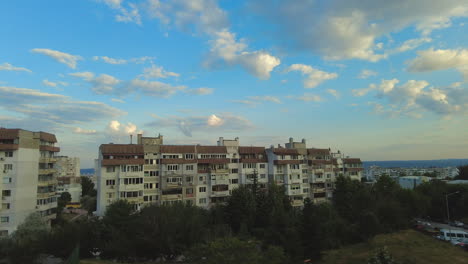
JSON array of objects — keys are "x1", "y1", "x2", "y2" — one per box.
[
  {"x1": 55, "y1": 156, "x2": 81, "y2": 203},
  {"x1": 0, "y1": 128, "x2": 60, "y2": 236},
  {"x1": 398, "y1": 176, "x2": 431, "y2": 189}
]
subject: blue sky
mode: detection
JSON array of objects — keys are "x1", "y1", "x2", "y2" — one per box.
[{"x1": 0, "y1": 0, "x2": 467, "y2": 167}]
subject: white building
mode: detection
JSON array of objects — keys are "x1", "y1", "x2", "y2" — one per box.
[
  {"x1": 56, "y1": 156, "x2": 81, "y2": 203},
  {"x1": 0, "y1": 128, "x2": 59, "y2": 236}
]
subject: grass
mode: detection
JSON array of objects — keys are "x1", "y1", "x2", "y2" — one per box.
[
  {"x1": 80, "y1": 260, "x2": 160, "y2": 264},
  {"x1": 319, "y1": 229, "x2": 468, "y2": 264}
]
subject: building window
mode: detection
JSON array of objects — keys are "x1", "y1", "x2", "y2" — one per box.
[
  {"x1": 243, "y1": 163, "x2": 256, "y2": 169},
  {"x1": 186, "y1": 176, "x2": 192, "y2": 182},
  {"x1": 2, "y1": 203, "x2": 10, "y2": 209},
  {"x1": 185, "y1": 154, "x2": 194, "y2": 159},
  {"x1": 290, "y1": 164, "x2": 299, "y2": 170},
  {"x1": 231, "y1": 169, "x2": 238, "y2": 173},
  {"x1": 199, "y1": 176, "x2": 205, "y2": 182},
  {"x1": 3, "y1": 164, "x2": 12, "y2": 171},
  {"x1": 1, "y1": 190, "x2": 11, "y2": 197},
  {"x1": 123, "y1": 178, "x2": 143, "y2": 185},
  {"x1": 186, "y1": 165, "x2": 194, "y2": 171},
  {"x1": 259, "y1": 164, "x2": 266, "y2": 169},
  {"x1": 290, "y1": 185, "x2": 300, "y2": 190},
  {"x1": 186, "y1": 188, "x2": 193, "y2": 194},
  {"x1": 167, "y1": 165, "x2": 179, "y2": 171},
  {"x1": 199, "y1": 187, "x2": 206, "y2": 192},
  {"x1": 327, "y1": 174, "x2": 332, "y2": 178},
  {"x1": 0, "y1": 217, "x2": 9, "y2": 223},
  {"x1": 199, "y1": 198, "x2": 207, "y2": 204},
  {"x1": 230, "y1": 179, "x2": 239, "y2": 184},
  {"x1": 106, "y1": 180, "x2": 115, "y2": 186},
  {"x1": 163, "y1": 155, "x2": 179, "y2": 159},
  {"x1": 106, "y1": 166, "x2": 115, "y2": 173},
  {"x1": 2, "y1": 177, "x2": 11, "y2": 184},
  {"x1": 4, "y1": 152, "x2": 13, "y2": 157},
  {"x1": 303, "y1": 188, "x2": 309, "y2": 193},
  {"x1": 260, "y1": 174, "x2": 266, "y2": 179}
]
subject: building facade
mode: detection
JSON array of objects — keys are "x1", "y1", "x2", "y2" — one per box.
[
  {"x1": 96, "y1": 134, "x2": 363, "y2": 215},
  {"x1": 0, "y1": 128, "x2": 59, "y2": 236},
  {"x1": 56, "y1": 156, "x2": 81, "y2": 203}
]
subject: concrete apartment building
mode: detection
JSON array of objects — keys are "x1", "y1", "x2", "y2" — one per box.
[
  {"x1": 96, "y1": 134, "x2": 363, "y2": 215},
  {"x1": 0, "y1": 128, "x2": 60, "y2": 236},
  {"x1": 56, "y1": 156, "x2": 81, "y2": 203}
]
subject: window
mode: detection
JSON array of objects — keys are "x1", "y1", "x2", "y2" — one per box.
[
  {"x1": 186, "y1": 188, "x2": 193, "y2": 194},
  {"x1": 163, "y1": 155, "x2": 179, "y2": 159},
  {"x1": 303, "y1": 188, "x2": 309, "y2": 193},
  {"x1": 230, "y1": 179, "x2": 239, "y2": 184},
  {"x1": 2, "y1": 203, "x2": 10, "y2": 209},
  {"x1": 231, "y1": 168, "x2": 238, "y2": 173},
  {"x1": 186, "y1": 176, "x2": 192, "y2": 182},
  {"x1": 290, "y1": 164, "x2": 300, "y2": 170},
  {"x1": 2, "y1": 177, "x2": 11, "y2": 184},
  {"x1": 167, "y1": 165, "x2": 179, "y2": 171},
  {"x1": 199, "y1": 176, "x2": 205, "y2": 182},
  {"x1": 199, "y1": 187, "x2": 206, "y2": 192},
  {"x1": 4, "y1": 152, "x2": 13, "y2": 157},
  {"x1": 243, "y1": 163, "x2": 256, "y2": 169},
  {"x1": 3, "y1": 164, "x2": 12, "y2": 171},
  {"x1": 107, "y1": 193, "x2": 114, "y2": 198},
  {"x1": 290, "y1": 185, "x2": 300, "y2": 190},
  {"x1": 185, "y1": 154, "x2": 194, "y2": 159},
  {"x1": 0, "y1": 217, "x2": 9, "y2": 223},
  {"x1": 186, "y1": 165, "x2": 194, "y2": 171},
  {"x1": 259, "y1": 164, "x2": 266, "y2": 169},
  {"x1": 106, "y1": 166, "x2": 115, "y2": 173},
  {"x1": 106, "y1": 179, "x2": 115, "y2": 186},
  {"x1": 2, "y1": 190, "x2": 11, "y2": 197},
  {"x1": 212, "y1": 185, "x2": 228, "y2": 192},
  {"x1": 167, "y1": 177, "x2": 182, "y2": 183},
  {"x1": 199, "y1": 198, "x2": 207, "y2": 204},
  {"x1": 327, "y1": 174, "x2": 332, "y2": 178},
  {"x1": 123, "y1": 178, "x2": 143, "y2": 185}
]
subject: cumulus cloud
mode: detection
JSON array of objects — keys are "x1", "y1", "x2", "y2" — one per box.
[
  {"x1": 0, "y1": 62, "x2": 32, "y2": 73},
  {"x1": 250, "y1": 0, "x2": 467, "y2": 61},
  {"x1": 69, "y1": 71, "x2": 94, "y2": 81},
  {"x1": 407, "y1": 48, "x2": 468, "y2": 80},
  {"x1": 356, "y1": 79, "x2": 468, "y2": 118},
  {"x1": 100, "y1": 0, "x2": 141, "y2": 25},
  {"x1": 393, "y1": 37, "x2": 432, "y2": 53},
  {"x1": 185, "y1": 87, "x2": 214, "y2": 95},
  {"x1": 358, "y1": 69, "x2": 378, "y2": 79},
  {"x1": 352, "y1": 79, "x2": 399, "y2": 97},
  {"x1": 111, "y1": 98, "x2": 125, "y2": 103},
  {"x1": 141, "y1": 65, "x2": 180, "y2": 79},
  {"x1": 146, "y1": 113, "x2": 254, "y2": 137},
  {"x1": 127, "y1": 79, "x2": 186, "y2": 97},
  {"x1": 205, "y1": 29, "x2": 280, "y2": 79},
  {"x1": 286, "y1": 64, "x2": 337, "y2": 88},
  {"x1": 42, "y1": 79, "x2": 68, "y2": 88},
  {"x1": 92, "y1": 56, "x2": 127, "y2": 64},
  {"x1": 31, "y1": 48, "x2": 82, "y2": 69}
]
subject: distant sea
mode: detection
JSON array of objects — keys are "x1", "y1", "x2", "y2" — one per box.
[
  {"x1": 363, "y1": 159, "x2": 468, "y2": 169},
  {"x1": 80, "y1": 159, "x2": 468, "y2": 175}
]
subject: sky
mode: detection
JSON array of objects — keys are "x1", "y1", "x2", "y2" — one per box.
[{"x1": 0, "y1": 0, "x2": 467, "y2": 168}]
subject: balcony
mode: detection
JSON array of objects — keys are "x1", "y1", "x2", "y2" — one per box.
[
  {"x1": 117, "y1": 171, "x2": 144, "y2": 178},
  {"x1": 37, "y1": 192, "x2": 56, "y2": 198},
  {"x1": 289, "y1": 189, "x2": 303, "y2": 195},
  {"x1": 162, "y1": 194, "x2": 182, "y2": 200},
  {"x1": 39, "y1": 168, "x2": 56, "y2": 175},
  {"x1": 36, "y1": 202, "x2": 57, "y2": 211},
  {"x1": 211, "y1": 190, "x2": 230, "y2": 197},
  {"x1": 38, "y1": 179, "x2": 58, "y2": 187},
  {"x1": 291, "y1": 199, "x2": 304, "y2": 207},
  {"x1": 0, "y1": 144, "x2": 18, "y2": 151},
  {"x1": 39, "y1": 145, "x2": 60, "y2": 152},
  {"x1": 39, "y1": 157, "x2": 57, "y2": 163},
  {"x1": 143, "y1": 189, "x2": 158, "y2": 195},
  {"x1": 118, "y1": 184, "x2": 144, "y2": 192},
  {"x1": 126, "y1": 197, "x2": 144, "y2": 203},
  {"x1": 144, "y1": 164, "x2": 158, "y2": 170}
]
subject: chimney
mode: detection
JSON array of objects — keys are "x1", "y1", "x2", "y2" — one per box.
[
  {"x1": 137, "y1": 134, "x2": 142, "y2": 144},
  {"x1": 130, "y1": 134, "x2": 133, "y2": 144}
]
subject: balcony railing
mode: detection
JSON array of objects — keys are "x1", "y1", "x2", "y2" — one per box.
[
  {"x1": 37, "y1": 192, "x2": 56, "y2": 198},
  {"x1": 39, "y1": 168, "x2": 56, "y2": 175},
  {"x1": 38, "y1": 179, "x2": 58, "y2": 187}
]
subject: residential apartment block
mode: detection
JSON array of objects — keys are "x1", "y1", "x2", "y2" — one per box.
[
  {"x1": 96, "y1": 134, "x2": 363, "y2": 215},
  {"x1": 56, "y1": 156, "x2": 81, "y2": 203},
  {"x1": 0, "y1": 128, "x2": 60, "y2": 236}
]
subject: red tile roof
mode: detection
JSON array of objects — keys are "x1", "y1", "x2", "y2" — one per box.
[
  {"x1": 39, "y1": 132, "x2": 57, "y2": 143},
  {"x1": 0, "y1": 128, "x2": 20, "y2": 140},
  {"x1": 274, "y1": 160, "x2": 301, "y2": 165},
  {"x1": 160, "y1": 145, "x2": 196, "y2": 153},
  {"x1": 307, "y1": 148, "x2": 330, "y2": 155},
  {"x1": 161, "y1": 159, "x2": 197, "y2": 164},
  {"x1": 240, "y1": 158, "x2": 267, "y2": 163},
  {"x1": 197, "y1": 158, "x2": 230, "y2": 164},
  {"x1": 343, "y1": 158, "x2": 362, "y2": 164},
  {"x1": 101, "y1": 159, "x2": 145, "y2": 166},
  {"x1": 272, "y1": 148, "x2": 298, "y2": 155},
  {"x1": 239, "y1": 146, "x2": 265, "y2": 154},
  {"x1": 100, "y1": 144, "x2": 144, "y2": 155}
]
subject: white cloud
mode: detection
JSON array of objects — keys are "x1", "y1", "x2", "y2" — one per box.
[
  {"x1": 358, "y1": 69, "x2": 378, "y2": 79},
  {"x1": 292, "y1": 93, "x2": 323, "y2": 102},
  {"x1": 286, "y1": 64, "x2": 337, "y2": 88},
  {"x1": 407, "y1": 48, "x2": 468, "y2": 80},
  {"x1": 31, "y1": 48, "x2": 82, "y2": 69},
  {"x1": 91, "y1": 74, "x2": 121, "y2": 94},
  {"x1": 327, "y1": 89, "x2": 340, "y2": 98},
  {"x1": 141, "y1": 65, "x2": 180, "y2": 79},
  {"x1": 100, "y1": 0, "x2": 141, "y2": 25},
  {"x1": 111, "y1": 98, "x2": 125, "y2": 103},
  {"x1": 42, "y1": 80, "x2": 57, "y2": 87},
  {"x1": 108, "y1": 120, "x2": 121, "y2": 132},
  {"x1": 206, "y1": 29, "x2": 280, "y2": 80},
  {"x1": 73, "y1": 127, "x2": 98, "y2": 135},
  {"x1": 0, "y1": 62, "x2": 32, "y2": 73},
  {"x1": 393, "y1": 37, "x2": 432, "y2": 53},
  {"x1": 353, "y1": 79, "x2": 399, "y2": 97},
  {"x1": 69, "y1": 71, "x2": 94, "y2": 81},
  {"x1": 185, "y1": 87, "x2": 214, "y2": 95},
  {"x1": 251, "y1": 0, "x2": 468, "y2": 61},
  {"x1": 146, "y1": 113, "x2": 254, "y2": 137},
  {"x1": 128, "y1": 79, "x2": 186, "y2": 97},
  {"x1": 93, "y1": 56, "x2": 127, "y2": 64},
  {"x1": 232, "y1": 95, "x2": 282, "y2": 107}
]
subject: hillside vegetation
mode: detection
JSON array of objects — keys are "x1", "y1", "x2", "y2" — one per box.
[{"x1": 319, "y1": 229, "x2": 468, "y2": 264}]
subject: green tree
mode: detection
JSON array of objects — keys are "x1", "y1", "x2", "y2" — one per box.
[
  {"x1": 225, "y1": 185, "x2": 256, "y2": 234},
  {"x1": 367, "y1": 247, "x2": 399, "y2": 264},
  {"x1": 81, "y1": 176, "x2": 97, "y2": 197},
  {"x1": 455, "y1": 165, "x2": 468, "y2": 180}
]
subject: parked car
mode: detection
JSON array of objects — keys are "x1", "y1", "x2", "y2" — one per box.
[{"x1": 454, "y1": 221, "x2": 464, "y2": 227}]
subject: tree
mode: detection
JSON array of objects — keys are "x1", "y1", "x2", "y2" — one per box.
[
  {"x1": 225, "y1": 185, "x2": 256, "y2": 234},
  {"x1": 58, "y1": 192, "x2": 72, "y2": 210},
  {"x1": 81, "y1": 176, "x2": 96, "y2": 197},
  {"x1": 455, "y1": 165, "x2": 468, "y2": 180},
  {"x1": 367, "y1": 247, "x2": 399, "y2": 264}
]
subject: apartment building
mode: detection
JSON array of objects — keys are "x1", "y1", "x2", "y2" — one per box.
[
  {"x1": 0, "y1": 128, "x2": 59, "y2": 236},
  {"x1": 56, "y1": 156, "x2": 81, "y2": 203},
  {"x1": 96, "y1": 134, "x2": 363, "y2": 215}
]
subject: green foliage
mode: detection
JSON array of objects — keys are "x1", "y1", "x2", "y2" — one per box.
[
  {"x1": 367, "y1": 247, "x2": 399, "y2": 264},
  {"x1": 455, "y1": 165, "x2": 468, "y2": 180},
  {"x1": 186, "y1": 237, "x2": 286, "y2": 264},
  {"x1": 81, "y1": 195, "x2": 97, "y2": 214},
  {"x1": 81, "y1": 176, "x2": 97, "y2": 197}
]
